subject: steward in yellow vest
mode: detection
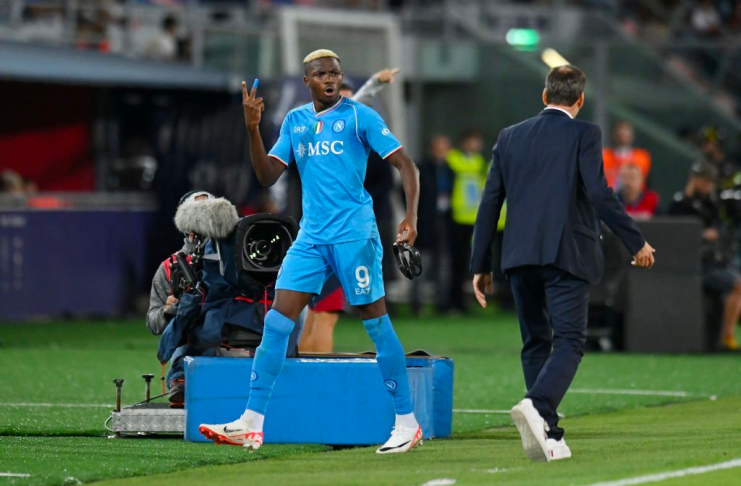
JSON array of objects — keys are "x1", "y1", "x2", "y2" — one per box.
[{"x1": 447, "y1": 133, "x2": 488, "y2": 226}]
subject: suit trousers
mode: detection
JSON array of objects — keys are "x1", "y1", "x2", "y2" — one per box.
[{"x1": 508, "y1": 265, "x2": 589, "y2": 440}]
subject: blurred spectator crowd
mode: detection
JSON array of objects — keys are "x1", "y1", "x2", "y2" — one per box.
[
  {"x1": 3, "y1": 0, "x2": 408, "y2": 63},
  {"x1": 615, "y1": 0, "x2": 741, "y2": 107},
  {"x1": 12, "y1": 1, "x2": 189, "y2": 61},
  {"x1": 601, "y1": 118, "x2": 741, "y2": 350},
  {"x1": 618, "y1": 0, "x2": 741, "y2": 39}
]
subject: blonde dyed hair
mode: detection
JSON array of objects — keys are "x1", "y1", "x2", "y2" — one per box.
[{"x1": 303, "y1": 49, "x2": 340, "y2": 64}]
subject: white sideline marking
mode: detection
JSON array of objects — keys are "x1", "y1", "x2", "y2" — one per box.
[
  {"x1": 587, "y1": 458, "x2": 741, "y2": 486},
  {"x1": 471, "y1": 467, "x2": 512, "y2": 474},
  {"x1": 571, "y1": 388, "x2": 695, "y2": 398},
  {"x1": 421, "y1": 479, "x2": 456, "y2": 486},
  {"x1": 0, "y1": 473, "x2": 32, "y2": 478},
  {"x1": 455, "y1": 409, "x2": 565, "y2": 418},
  {"x1": 0, "y1": 402, "x2": 113, "y2": 409}
]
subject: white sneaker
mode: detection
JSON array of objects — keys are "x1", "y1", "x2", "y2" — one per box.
[
  {"x1": 375, "y1": 425, "x2": 423, "y2": 454},
  {"x1": 198, "y1": 417, "x2": 264, "y2": 451},
  {"x1": 546, "y1": 438, "x2": 572, "y2": 461},
  {"x1": 510, "y1": 399, "x2": 550, "y2": 462}
]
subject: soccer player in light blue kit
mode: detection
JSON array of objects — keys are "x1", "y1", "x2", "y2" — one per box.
[{"x1": 199, "y1": 49, "x2": 423, "y2": 454}]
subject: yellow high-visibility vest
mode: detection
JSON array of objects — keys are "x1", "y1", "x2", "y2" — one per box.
[
  {"x1": 447, "y1": 149, "x2": 488, "y2": 225},
  {"x1": 498, "y1": 201, "x2": 507, "y2": 231}
]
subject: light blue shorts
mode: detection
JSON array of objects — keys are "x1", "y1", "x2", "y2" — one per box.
[{"x1": 276, "y1": 237, "x2": 385, "y2": 306}]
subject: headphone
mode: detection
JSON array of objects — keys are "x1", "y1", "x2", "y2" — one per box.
[{"x1": 178, "y1": 190, "x2": 214, "y2": 206}]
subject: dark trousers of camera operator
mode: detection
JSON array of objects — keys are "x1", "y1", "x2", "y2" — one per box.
[{"x1": 450, "y1": 222, "x2": 474, "y2": 312}]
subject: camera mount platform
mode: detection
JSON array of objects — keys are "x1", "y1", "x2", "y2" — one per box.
[
  {"x1": 107, "y1": 375, "x2": 184, "y2": 436},
  {"x1": 110, "y1": 403, "x2": 184, "y2": 436}
]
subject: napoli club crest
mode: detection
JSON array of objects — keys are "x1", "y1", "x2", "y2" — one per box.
[
  {"x1": 384, "y1": 380, "x2": 397, "y2": 391},
  {"x1": 251, "y1": 371, "x2": 258, "y2": 382},
  {"x1": 333, "y1": 120, "x2": 346, "y2": 133}
]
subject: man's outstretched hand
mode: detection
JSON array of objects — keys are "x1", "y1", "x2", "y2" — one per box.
[
  {"x1": 376, "y1": 68, "x2": 401, "y2": 84},
  {"x1": 632, "y1": 241, "x2": 656, "y2": 269},
  {"x1": 473, "y1": 273, "x2": 493, "y2": 308},
  {"x1": 242, "y1": 80, "x2": 264, "y2": 132}
]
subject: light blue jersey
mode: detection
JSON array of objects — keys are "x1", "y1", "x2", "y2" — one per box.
[{"x1": 268, "y1": 96, "x2": 402, "y2": 244}]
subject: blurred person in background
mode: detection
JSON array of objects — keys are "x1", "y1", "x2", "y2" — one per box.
[
  {"x1": 74, "y1": 3, "x2": 118, "y2": 53},
  {"x1": 447, "y1": 129, "x2": 487, "y2": 313},
  {"x1": 17, "y1": 5, "x2": 65, "y2": 44},
  {"x1": 300, "y1": 67, "x2": 401, "y2": 353},
  {"x1": 349, "y1": 68, "x2": 401, "y2": 105},
  {"x1": 299, "y1": 276, "x2": 344, "y2": 353},
  {"x1": 730, "y1": 2, "x2": 741, "y2": 30},
  {"x1": 617, "y1": 164, "x2": 659, "y2": 220},
  {"x1": 668, "y1": 162, "x2": 739, "y2": 351},
  {"x1": 0, "y1": 171, "x2": 26, "y2": 194},
  {"x1": 690, "y1": 0, "x2": 723, "y2": 73},
  {"x1": 698, "y1": 128, "x2": 741, "y2": 191},
  {"x1": 692, "y1": 0, "x2": 723, "y2": 38},
  {"x1": 101, "y1": 0, "x2": 128, "y2": 55},
  {"x1": 603, "y1": 120, "x2": 651, "y2": 189},
  {"x1": 146, "y1": 191, "x2": 214, "y2": 336},
  {"x1": 143, "y1": 14, "x2": 179, "y2": 61},
  {"x1": 412, "y1": 134, "x2": 453, "y2": 315},
  {"x1": 354, "y1": 69, "x2": 401, "y2": 286}
]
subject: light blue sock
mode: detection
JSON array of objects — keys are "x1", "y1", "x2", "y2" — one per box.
[
  {"x1": 362, "y1": 314, "x2": 413, "y2": 415},
  {"x1": 246, "y1": 309, "x2": 295, "y2": 415}
]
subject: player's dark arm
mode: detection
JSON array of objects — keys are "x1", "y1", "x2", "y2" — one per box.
[
  {"x1": 386, "y1": 148, "x2": 420, "y2": 246},
  {"x1": 241, "y1": 81, "x2": 286, "y2": 187},
  {"x1": 247, "y1": 127, "x2": 286, "y2": 187},
  {"x1": 471, "y1": 136, "x2": 506, "y2": 275}
]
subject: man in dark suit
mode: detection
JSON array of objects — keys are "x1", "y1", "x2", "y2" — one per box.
[{"x1": 470, "y1": 65, "x2": 655, "y2": 462}]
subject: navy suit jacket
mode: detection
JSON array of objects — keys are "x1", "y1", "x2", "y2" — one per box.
[{"x1": 470, "y1": 109, "x2": 645, "y2": 284}]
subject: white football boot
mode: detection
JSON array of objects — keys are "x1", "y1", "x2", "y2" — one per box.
[
  {"x1": 376, "y1": 424, "x2": 423, "y2": 454},
  {"x1": 510, "y1": 399, "x2": 550, "y2": 462},
  {"x1": 546, "y1": 438, "x2": 572, "y2": 461},
  {"x1": 199, "y1": 417, "x2": 264, "y2": 451}
]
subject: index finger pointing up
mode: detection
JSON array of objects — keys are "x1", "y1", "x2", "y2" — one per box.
[{"x1": 242, "y1": 81, "x2": 248, "y2": 102}]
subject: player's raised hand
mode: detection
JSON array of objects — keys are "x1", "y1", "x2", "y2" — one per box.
[
  {"x1": 376, "y1": 68, "x2": 401, "y2": 84},
  {"x1": 396, "y1": 216, "x2": 418, "y2": 246},
  {"x1": 473, "y1": 273, "x2": 493, "y2": 308},
  {"x1": 242, "y1": 80, "x2": 264, "y2": 132}
]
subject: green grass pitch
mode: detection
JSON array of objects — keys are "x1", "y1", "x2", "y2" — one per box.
[{"x1": 1, "y1": 309, "x2": 740, "y2": 485}]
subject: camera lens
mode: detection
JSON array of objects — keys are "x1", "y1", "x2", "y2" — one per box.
[
  {"x1": 243, "y1": 222, "x2": 293, "y2": 272},
  {"x1": 255, "y1": 240, "x2": 270, "y2": 257}
]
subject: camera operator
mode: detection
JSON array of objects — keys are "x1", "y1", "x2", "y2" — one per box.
[
  {"x1": 146, "y1": 191, "x2": 214, "y2": 335},
  {"x1": 669, "y1": 162, "x2": 739, "y2": 351},
  {"x1": 157, "y1": 197, "x2": 301, "y2": 407}
]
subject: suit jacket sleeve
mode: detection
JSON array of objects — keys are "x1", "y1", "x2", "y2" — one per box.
[
  {"x1": 579, "y1": 124, "x2": 645, "y2": 256},
  {"x1": 470, "y1": 132, "x2": 507, "y2": 273}
]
